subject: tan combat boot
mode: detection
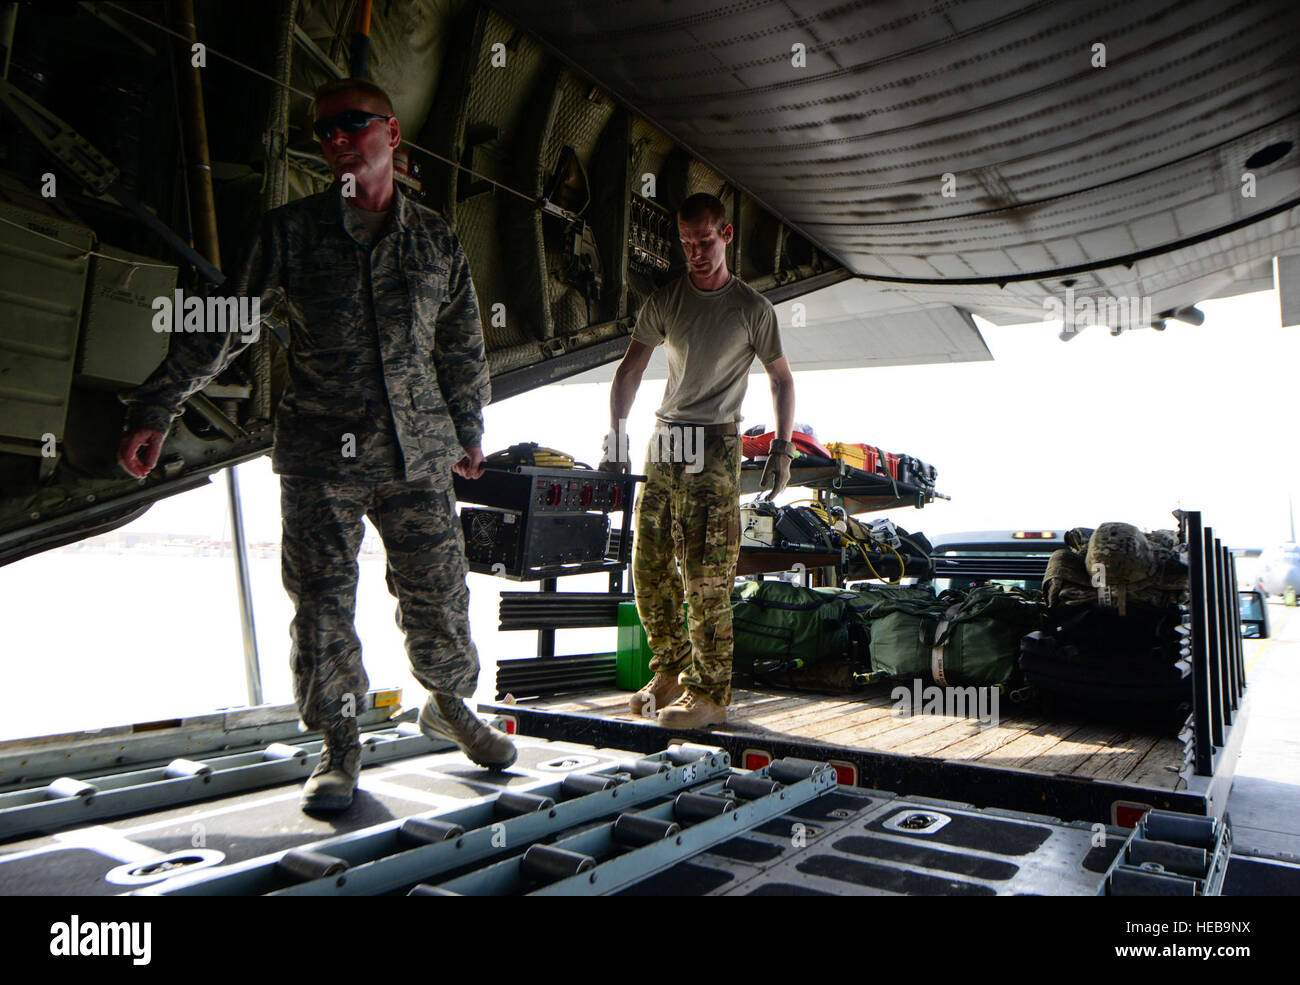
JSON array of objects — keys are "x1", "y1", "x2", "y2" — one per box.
[
  {"x1": 657, "y1": 689, "x2": 727, "y2": 729},
  {"x1": 629, "y1": 672, "x2": 685, "y2": 717},
  {"x1": 419, "y1": 691, "x2": 517, "y2": 771},
  {"x1": 301, "y1": 721, "x2": 361, "y2": 813}
]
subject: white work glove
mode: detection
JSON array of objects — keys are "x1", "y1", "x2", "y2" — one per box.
[
  {"x1": 598, "y1": 427, "x2": 631, "y2": 473},
  {"x1": 761, "y1": 438, "x2": 795, "y2": 500}
]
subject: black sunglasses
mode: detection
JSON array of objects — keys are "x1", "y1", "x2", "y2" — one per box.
[{"x1": 312, "y1": 110, "x2": 393, "y2": 142}]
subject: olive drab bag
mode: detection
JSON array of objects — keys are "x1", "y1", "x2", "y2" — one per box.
[
  {"x1": 833, "y1": 583, "x2": 937, "y2": 616},
  {"x1": 730, "y1": 580, "x2": 859, "y2": 672},
  {"x1": 817, "y1": 584, "x2": 937, "y2": 650},
  {"x1": 867, "y1": 585, "x2": 1044, "y2": 687}
]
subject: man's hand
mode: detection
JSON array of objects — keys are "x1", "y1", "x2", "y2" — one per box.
[
  {"x1": 598, "y1": 427, "x2": 630, "y2": 473},
  {"x1": 117, "y1": 428, "x2": 167, "y2": 479},
  {"x1": 453, "y1": 444, "x2": 485, "y2": 479},
  {"x1": 760, "y1": 437, "x2": 795, "y2": 500}
]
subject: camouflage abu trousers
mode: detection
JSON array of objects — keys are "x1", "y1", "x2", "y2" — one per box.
[
  {"x1": 280, "y1": 475, "x2": 479, "y2": 731},
  {"x1": 631, "y1": 431, "x2": 741, "y2": 707}
]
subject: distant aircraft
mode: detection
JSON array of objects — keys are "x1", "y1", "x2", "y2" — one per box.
[{"x1": 1258, "y1": 501, "x2": 1300, "y2": 597}]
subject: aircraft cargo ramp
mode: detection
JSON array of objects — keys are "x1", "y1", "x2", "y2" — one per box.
[{"x1": 0, "y1": 723, "x2": 1237, "y2": 896}]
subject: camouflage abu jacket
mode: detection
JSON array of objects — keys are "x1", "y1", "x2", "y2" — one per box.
[{"x1": 121, "y1": 182, "x2": 490, "y2": 482}]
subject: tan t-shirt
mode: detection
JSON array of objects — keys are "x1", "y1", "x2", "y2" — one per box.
[
  {"x1": 346, "y1": 202, "x2": 392, "y2": 245},
  {"x1": 631, "y1": 273, "x2": 783, "y2": 426}
]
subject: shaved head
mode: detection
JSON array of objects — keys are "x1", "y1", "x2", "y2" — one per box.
[{"x1": 312, "y1": 78, "x2": 394, "y2": 118}]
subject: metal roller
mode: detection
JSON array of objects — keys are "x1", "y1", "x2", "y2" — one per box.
[
  {"x1": 767, "y1": 758, "x2": 828, "y2": 784},
  {"x1": 722, "y1": 774, "x2": 782, "y2": 799},
  {"x1": 1127, "y1": 840, "x2": 1209, "y2": 879},
  {"x1": 45, "y1": 777, "x2": 96, "y2": 800},
  {"x1": 263, "y1": 742, "x2": 307, "y2": 761},
  {"x1": 163, "y1": 758, "x2": 212, "y2": 779},
  {"x1": 1142, "y1": 811, "x2": 1217, "y2": 849},
  {"x1": 560, "y1": 773, "x2": 618, "y2": 797},
  {"x1": 278, "y1": 849, "x2": 349, "y2": 881},
  {"x1": 1109, "y1": 866, "x2": 1198, "y2": 896},
  {"x1": 408, "y1": 884, "x2": 460, "y2": 896},
  {"x1": 674, "y1": 791, "x2": 737, "y2": 823},
  {"x1": 616, "y1": 759, "x2": 670, "y2": 778},
  {"x1": 521, "y1": 844, "x2": 596, "y2": 881},
  {"x1": 611, "y1": 812, "x2": 681, "y2": 847},
  {"x1": 398, "y1": 817, "x2": 465, "y2": 844},
  {"x1": 394, "y1": 722, "x2": 424, "y2": 737},
  {"x1": 666, "y1": 744, "x2": 720, "y2": 765},
  {"x1": 494, "y1": 791, "x2": 556, "y2": 817}
]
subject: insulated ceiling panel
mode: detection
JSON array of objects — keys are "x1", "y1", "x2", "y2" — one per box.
[{"x1": 487, "y1": 0, "x2": 1300, "y2": 286}]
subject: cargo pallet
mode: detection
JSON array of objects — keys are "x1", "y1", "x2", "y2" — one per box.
[{"x1": 486, "y1": 511, "x2": 1250, "y2": 827}]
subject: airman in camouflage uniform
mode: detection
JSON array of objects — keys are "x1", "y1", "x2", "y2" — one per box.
[
  {"x1": 117, "y1": 79, "x2": 514, "y2": 812},
  {"x1": 602, "y1": 194, "x2": 796, "y2": 728}
]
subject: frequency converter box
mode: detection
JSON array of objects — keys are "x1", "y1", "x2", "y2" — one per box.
[{"x1": 461, "y1": 507, "x2": 610, "y2": 578}]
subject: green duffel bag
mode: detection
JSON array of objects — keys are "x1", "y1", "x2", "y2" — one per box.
[
  {"x1": 815, "y1": 583, "x2": 935, "y2": 646},
  {"x1": 731, "y1": 580, "x2": 857, "y2": 673},
  {"x1": 836, "y1": 583, "x2": 937, "y2": 614},
  {"x1": 868, "y1": 585, "x2": 1044, "y2": 687}
]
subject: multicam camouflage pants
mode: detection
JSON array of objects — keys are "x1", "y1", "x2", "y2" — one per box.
[
  {"x1": 280, "y1": 475, "x2": 479, "y2": 730},
  {"x1": 632, "y1": 432, "x2": 742, "y2": 707}
]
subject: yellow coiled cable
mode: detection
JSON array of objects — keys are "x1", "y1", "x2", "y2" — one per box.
[{"x1": 786, "y1": 498, "x2": 905, "y2": 584}]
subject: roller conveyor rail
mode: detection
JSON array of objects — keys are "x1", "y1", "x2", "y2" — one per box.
[
  {"x1": 144, "y1": 743, "x2": 737, "y2": 895},
  {"x1": 0, "y1": 691, "x2": 403, "y2": 790},
  {"x1": 437, "y1": 757, "x2": 837, "y2": 896},
  {"x1": 1102, "y1": 809, "x2": 1233, "y2": 896},
  {"x1": 0, "y1": 708, "x2": 455, "y2": 841}
]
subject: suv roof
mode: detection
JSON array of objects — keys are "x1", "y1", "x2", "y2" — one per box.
[{"x1": 930, "y1": 530, "x2": 1069, "y2": 553}]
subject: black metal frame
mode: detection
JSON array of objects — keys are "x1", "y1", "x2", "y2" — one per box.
[
  {"x1": 496, "y1": 584, "x2": 629, "y2": 694},
  {"x1": 1182, "y1": 511, "x2": 1248, "y2": 777},
  {"x1": 498, "y1": 591, "x2": 633, "y2": 631},
  {"x1": 496, "y1": 652, "x2": 619, "y2": 697},
  {"x1": 738, "y1": 461, "x2": 939, "y2": 511}
]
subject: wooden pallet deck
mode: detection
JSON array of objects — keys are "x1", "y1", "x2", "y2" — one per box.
[{"x1": 529, "y1": 686, "x2": 1188, "y2": 792}]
